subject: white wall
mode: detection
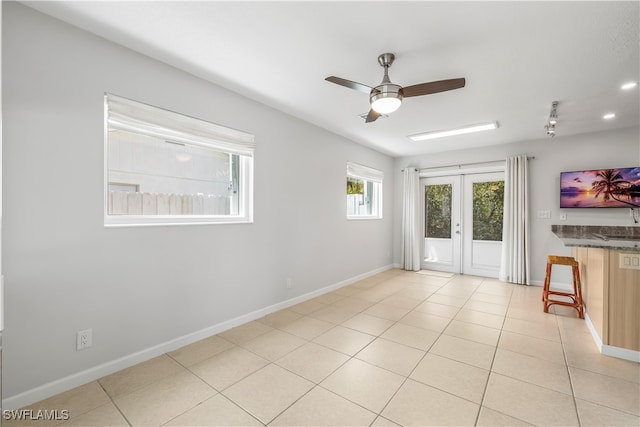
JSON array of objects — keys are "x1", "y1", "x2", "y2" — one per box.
[
  {"x1": 2, "y1": 3, "x2": 394, "y2": 404},
  {"x1": 393, "y1": 126, "x2": 640, "y2": 285}
]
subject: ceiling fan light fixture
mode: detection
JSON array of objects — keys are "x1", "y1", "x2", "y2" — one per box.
[
  {"x1": 371, "y1": 96, "x2": 402, "y2": 114},
  {"x1": 370, "y1": 83, "x2": 403, "y2": 114},
  {"x1": 408, "y1": 121, "x2": 498, "y2": 141}
]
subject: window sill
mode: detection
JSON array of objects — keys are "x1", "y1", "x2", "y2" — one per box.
[{"x1": 104, "y1": 215, "x2": 253, "y2": 227}]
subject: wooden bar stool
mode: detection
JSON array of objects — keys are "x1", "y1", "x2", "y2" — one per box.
[{"x1": 542, "y1": 255, "x2": 584, "y2": 318}]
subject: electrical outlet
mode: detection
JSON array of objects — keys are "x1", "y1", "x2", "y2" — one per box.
[
  {"x1": 76, "y1": 329, "x2": 93, "y2": 351},
  {"x1": 286, "y1": 278, "x2": 292, "y2": 289}
]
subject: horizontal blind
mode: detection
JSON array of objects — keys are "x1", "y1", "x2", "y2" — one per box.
[
  {"x1": 347, "y1": 161, "x2": 384, "y2": 183},
  {"x1": 105, "y1": 93, "x2": 255, "y2": 157}
]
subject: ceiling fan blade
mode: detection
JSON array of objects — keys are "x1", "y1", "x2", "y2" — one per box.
[
  {"x1": 325, "y1": 76, "x2": 372, "y2": 94},
  {"x1": 365, "y1": 109, "x2": 381, "y2": 123},
  {"x1": 402, "y1": 78, "x2": 466, "y2": 98}
]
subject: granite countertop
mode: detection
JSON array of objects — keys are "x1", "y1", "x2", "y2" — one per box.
[{"x1": 552, "y1": 225, "x2": 640, "y2": 251}]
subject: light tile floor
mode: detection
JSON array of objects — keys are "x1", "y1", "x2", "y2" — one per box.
[{"x1": 6, "y1": 269, "x2": 640, "y2": 426}]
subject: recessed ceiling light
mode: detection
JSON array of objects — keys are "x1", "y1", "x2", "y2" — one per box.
[
  {"x1": 408, "y1": 122, "x2": 499, "y2": 142},
  {"x1": 603, "y1": 113, "x2": 616, "y2": 120},
  {"x1": 621, "y1": 82, "x2": 638, "y2": 90}
]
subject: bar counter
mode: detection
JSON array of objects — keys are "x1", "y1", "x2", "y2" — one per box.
[
  {"x1": 552, "y1": 225, "x2": 640, "y2": 361},
  {"x1": 551, "y1": 224, "x2": 640, "y2": 251}
]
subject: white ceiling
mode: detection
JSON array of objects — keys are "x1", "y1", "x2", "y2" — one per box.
[{"x1": 25, "y1": 1, "x2": 640, "y2": 157}]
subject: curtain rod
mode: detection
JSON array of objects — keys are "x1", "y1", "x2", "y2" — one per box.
[{"x1": 402, "y1": 156, "x2": 535, "y2": 172}]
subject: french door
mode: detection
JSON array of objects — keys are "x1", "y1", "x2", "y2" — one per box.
[
  {"x1": 421, "y1": 172, "x2": 504, "y2": 277},
  {"x1": 421, "y1": 175, "x2": 461, "y2": 273}
]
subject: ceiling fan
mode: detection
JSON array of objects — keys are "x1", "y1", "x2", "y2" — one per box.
[{"x1": 325, "y1": 53, "x2": 466, "y2": 123}]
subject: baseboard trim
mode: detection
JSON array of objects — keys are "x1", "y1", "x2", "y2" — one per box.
[
  {"x1": 584, "y1": 312, "x2": 639, "y2": 363},
  {"x1": 584, "y1": 312, "x2": 605, "y2": 350},
  {"x1": 601, "y1": 344, "x2": 640, "y2": 362},
  {"x1": 3, "y1": 264, "x2": 394, "y2": 410}
]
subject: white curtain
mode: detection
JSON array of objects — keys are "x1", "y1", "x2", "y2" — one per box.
[
  {"x1": 499, "y1": 155, "x2": 530, "y2": 284},
  {"x1": 401, "y1": 168, "x2": 421, "y2": 271}
]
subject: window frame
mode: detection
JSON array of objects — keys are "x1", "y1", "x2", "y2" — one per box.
[
  {"x1": 346, "y1": 161, "x2": 383, "y2": 220},
  {"x1": 104, "y1": 93, "x2": 254, "y2": 227}
]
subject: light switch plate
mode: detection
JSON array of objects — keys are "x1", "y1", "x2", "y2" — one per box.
[
  {"x1": 619, "y1": 253, "x2": 640, "y2": 270},
  {"x1": 536, "y1": 210, "x2": 551, "y2": 219}
]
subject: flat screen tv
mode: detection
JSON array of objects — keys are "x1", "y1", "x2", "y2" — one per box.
[{"x1": 560, "y1": 167, "x2": 640, "y2": 208}]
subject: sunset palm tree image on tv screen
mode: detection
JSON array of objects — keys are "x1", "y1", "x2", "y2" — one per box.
[{"x1": 560, "y1": 167, "x2": 640, "y2": 208}]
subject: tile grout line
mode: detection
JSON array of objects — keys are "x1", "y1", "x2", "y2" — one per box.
[
  {"x1": 165, "y1": 348, "x2": 268, "y2": 427},
  {"x1": 96, "y1": 380, "x2": 133, "y2": 427},
  {"x1": 369, "y1": 273, "x2": 468, "y2": 426},
  {"x1": 266, "y1": 272, "x2": 457, "y2": 426},
  {"x1": 248, "y1": 273, "x2": 408, "y2": 425},
  {"x1": 272, "y1": 276, "x2": 592, "y2": 424},
  {"x1": 473, "y1": 278, "x2": 518, "y2": 426},
  {"x1": 210, "y1": 292, "x2": 378, "y2": 425},
  {"x1": 556, "y1": 308, "x2": 584, "y2": 427}
]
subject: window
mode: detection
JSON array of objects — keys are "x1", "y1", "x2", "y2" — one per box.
[
  {"x1": 104, "y1": 94, "x2": 254, "y2": 226},
  {"x1": 346, "y1": 162, "x2": 383, "y2": 219}
]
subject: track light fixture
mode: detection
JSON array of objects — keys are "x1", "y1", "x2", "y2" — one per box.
[
  {"x1": 545, "y1": 101, "x2": 559, "y2": 137},
  {"x1": 545, "y1": 123, "x2": 556, "y2": 137}
]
